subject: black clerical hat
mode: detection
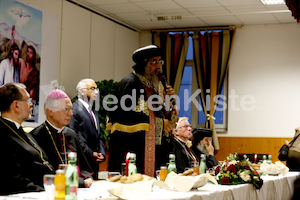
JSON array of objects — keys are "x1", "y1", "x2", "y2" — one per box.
[
  {"x1": 192, "y1": 128, "x2": 213, "y2": 142},
  {"x1": 132, "y1": 45, "x2": 161, "y2": 64}
]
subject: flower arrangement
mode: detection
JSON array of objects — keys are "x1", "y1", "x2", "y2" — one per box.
[{"x1": 215, "y1": 153, "x2": 263, "y2": 189}]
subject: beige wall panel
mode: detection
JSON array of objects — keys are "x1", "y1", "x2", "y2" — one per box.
[
  {"x1": 60, "y1": 1, "x2": 91, "y2": 98},
  {"x1": 90, "y1": 13, "x2": 115, "y2": 82},
  {"x1": 139, "y1": 32, "x2": 152, "y2": 47},
  {"x1": 114, "y1": 25, "x2": 139, "y2": 82}
]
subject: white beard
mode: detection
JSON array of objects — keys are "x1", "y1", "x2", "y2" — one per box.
[
  {"x1": 196, "y1": 142, "x2": 209, "y2": 156},
  {"x1": 144, "y1": 66, "x2": 160, "y2": 90}
]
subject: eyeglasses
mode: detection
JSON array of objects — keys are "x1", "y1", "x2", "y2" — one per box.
[
  {"x1": 148, "y1": 60, "x2": 164, "y2": 66},
  {"x1": 178, "y1": 125, "x2": 192, "y2": 129},
  {"x1": 62, "y1": 106, "x2": 73, "y2": 113},
  {"x1": 83, "y1": 87, "x2": 99, "y2": 92},
  {"x1": 19, "y1": 98, "x2": 33, "y2": 105},
  {"x1": 52, "y1": 106, "x2": 74, "y2": 114}
]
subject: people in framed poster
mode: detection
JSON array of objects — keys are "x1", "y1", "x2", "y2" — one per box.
[{"x1": 0, "y1": 0, "x2": 42, "y2": 123}]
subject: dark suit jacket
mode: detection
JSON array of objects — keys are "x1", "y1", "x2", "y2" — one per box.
[
  {"x1": 68, "y1": 100, "x2": 105, "y2": 177},
  {"x1": 0, "y1": 117, "x2": 54, "y2": 195},
  {"x1": 31, "y1": 121, "x2": 93, "y2": 187},
  {"x1": 68, "y1": 100, "x2": 105, "y2": 156},
  {"x1": 173, "y1": 138, "x2": 198, "y2": 173}
]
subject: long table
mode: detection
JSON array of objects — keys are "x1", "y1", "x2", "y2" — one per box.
[{"x1": 1, "y1": 172, "x2": 300, "y2": 200}]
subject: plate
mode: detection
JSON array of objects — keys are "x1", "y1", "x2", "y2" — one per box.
[{"x1": 265, "y1": 172, "x2": 280, "y2": 176}]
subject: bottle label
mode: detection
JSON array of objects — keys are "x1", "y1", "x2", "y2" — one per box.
[
  {"x1": 128, "y1": 163, "x2": 137, "y2": 175},
  {"x1": 66, "y1": 185, "x2": 78, "y2": 196}
]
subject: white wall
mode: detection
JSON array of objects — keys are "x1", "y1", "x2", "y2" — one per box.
[
  {"x1": 139, "y1": 23, "x2": 300, "y2": 138},
  {"x1": 228, "y1": 23, "x2": 300, "y2": 138},
  {"x1": 59, "y1": 1, "x2": 139, "y2": 98},
  {"x1": 19, "y1": 0, "x2": 139, "y2": 126}
]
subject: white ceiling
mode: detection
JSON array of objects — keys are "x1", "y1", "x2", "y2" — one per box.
[{"x1": 69, "y1": 0, "x2": 297, "y2": 31}]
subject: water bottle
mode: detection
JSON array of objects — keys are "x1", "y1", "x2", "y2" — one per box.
[
  {"x1": 167, "y1": 154, "x2": 177, "y2": 173},
  {"x1": 199, "y1": 154, "x2": 207, "y2": 174},
  {"x1": 267, "y1": 155, "x2": 272, "y2": 164},
  {"x1": 128, "y1": 153, "x2": 137, "y2": 175},
  {"x1": 262, "y1": 155, "x2": 267, "y2": 161},
  {"x1": 65, "y1": 152, "x2": 79, "y2": 200},
  {"x1": 54, "y1": 169, "x2": 65, "y2": 200}
]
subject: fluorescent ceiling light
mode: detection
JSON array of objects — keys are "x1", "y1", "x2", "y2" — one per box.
[{"x1": 260, "y1": 0, "x2": 285, "y2": 5}]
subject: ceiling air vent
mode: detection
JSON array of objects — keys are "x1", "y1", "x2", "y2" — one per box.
[{"x1": 157, "y1": 16, "x2": 182, "y2": 21}]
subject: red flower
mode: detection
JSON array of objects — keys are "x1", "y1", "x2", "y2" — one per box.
[
  {"x1": 221, "y1": 177, "x2": 231, "y2": 184},
  {"x1": 214, "y1": 166, "x2": 220, "y2": 175},
  {"x1": 244, "y1": 165, "x2": 251, "y2": 170},
  {"x1": 253, "y1": 171, "x2": 260, "y2": 176},
  {"x1": 227, "y1": 165, "x2": 237, "y2": 174}
]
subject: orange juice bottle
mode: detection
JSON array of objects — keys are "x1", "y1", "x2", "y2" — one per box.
[
  {"x1": 54, "y1": 169, "x2": 66, "y2": 200},
  {"x1": 159, "y1": 166, "x2": 168, "y2": 181}
]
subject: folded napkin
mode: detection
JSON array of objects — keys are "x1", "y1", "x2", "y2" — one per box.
[
  {"x1": 164, "y1": 172, "x2": 218, "y2": 192},
  {"x1": 100, "y1": 175, "x2": 167, "y2": 200},
  {"x1": 260, "y1": 161, "x2": 289, "y2": 176},
  {"x1": 107, "y1": 179, "x2": 156, "y2": 200}
]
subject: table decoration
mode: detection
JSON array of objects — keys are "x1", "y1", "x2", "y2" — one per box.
[{"x1": 215, "y1": 153, "x2": 264, "y2": 189}]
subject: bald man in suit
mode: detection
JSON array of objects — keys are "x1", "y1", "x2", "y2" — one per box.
[{"x1": 68, "y1": 79, "x2": 105, "y2": 179}]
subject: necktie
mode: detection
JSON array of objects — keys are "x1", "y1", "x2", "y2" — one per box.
[{"x1": 89, "y1": 109, "x2": 97, "y2": 130}]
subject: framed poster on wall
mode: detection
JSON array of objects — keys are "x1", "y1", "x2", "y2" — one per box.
[{"x1": 0, "y1": 0, "x2": 42, "y2": 123}]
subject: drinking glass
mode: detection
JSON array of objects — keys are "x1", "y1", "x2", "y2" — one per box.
[
  {"x1": 207, "y1": 168, "x2": 215, "y2": 176},
  {"x1": 120, "y1": 163, "x2": 126, "y2": 176},
  {"x1": 98, "y1": 171, "x2": 108, "y2": 180},
  {"x1": 107, "y1": 172, "x2": 121, "y2": 180},
  {"x1": 43, "y1": 174, "x2": 55, "y2": 200},
  {"x1": 191, "y1": 161, "x2": 199, "y2": 175},
  {"x1": 155, "y1": 170, "x2": 160, "y2": 181}
]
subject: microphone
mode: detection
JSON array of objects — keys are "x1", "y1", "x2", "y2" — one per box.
[
  {"x1": 157, "y1": 71, "x2": 168, "y2": 92},
  {"x1": 156, "y1": 69, "x2": 179, "y2": 130},
  {"x1": 156, "y1": 69, "x2": 176, "y2": 107}
]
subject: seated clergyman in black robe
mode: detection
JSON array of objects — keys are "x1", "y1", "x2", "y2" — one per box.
[
  {"x1": 31, "y1": 89, "x2": 94, "y2": 188},
  {"x1": 0, "y1": 83, "x2": 54, "y2": 195},
  {"x1": 173, "y1": 117, "x2": 198, "y2": 173},
  {"x1": 191, "y1": 128, "x2": 218, "y2": 169}
]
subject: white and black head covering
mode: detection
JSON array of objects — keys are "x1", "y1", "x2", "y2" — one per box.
[
  {"x1": 192, "y1": 128, "x2": 213, "y2": 144},
  {"x1": 132, "y1": 45, "x2": 161, "y2": 74}
]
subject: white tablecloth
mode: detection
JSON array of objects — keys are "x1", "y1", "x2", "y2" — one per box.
[{"x1": 1, "y1": 172, "x2": 299, "y2": 200}]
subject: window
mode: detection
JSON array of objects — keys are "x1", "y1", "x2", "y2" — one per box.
[{"x1": 177, "y1": 36, "x2": 228, "y2": 131}]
